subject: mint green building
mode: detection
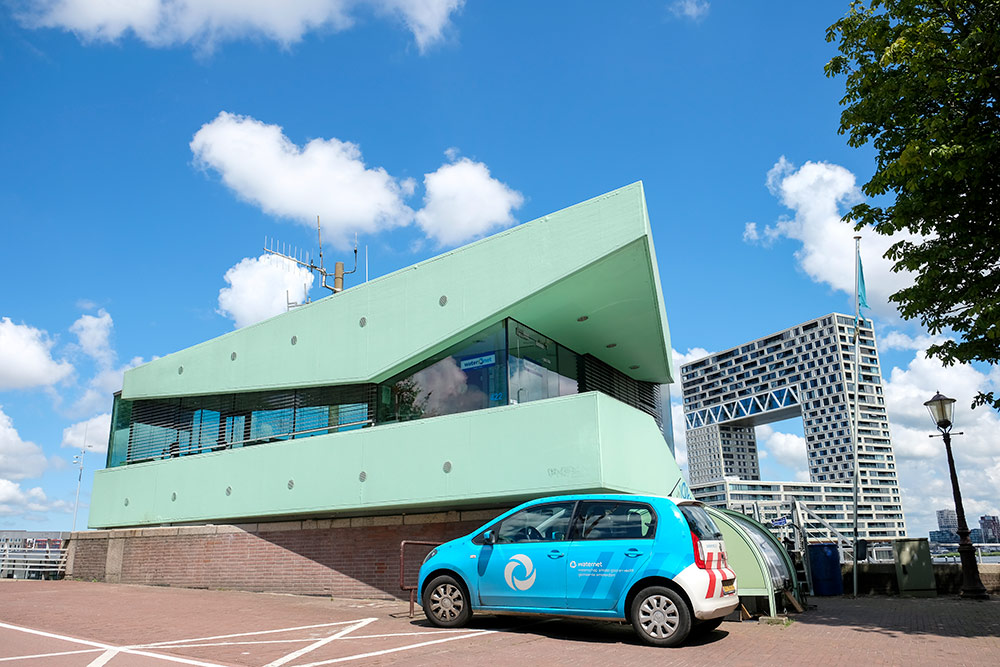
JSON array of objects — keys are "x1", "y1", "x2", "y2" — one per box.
[{"x1": 90, "y1": 183, "x2": 688, "y2": 535}]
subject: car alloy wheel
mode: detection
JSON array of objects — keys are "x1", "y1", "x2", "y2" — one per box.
[
  {"x1": 630, "y1": 586, "x2": 691, "y2": 647},
  {"x1": 423, "y1": 574, "x2": 472, "y2": 628}
]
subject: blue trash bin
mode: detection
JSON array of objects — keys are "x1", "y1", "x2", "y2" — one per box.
[{"x1": 808, "y1": 543, "x2": 843, "y2": 596}]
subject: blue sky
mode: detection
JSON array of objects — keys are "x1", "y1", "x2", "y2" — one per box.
[{"x1": 1, "y1": 1, "x2": 997, "y2": 538}]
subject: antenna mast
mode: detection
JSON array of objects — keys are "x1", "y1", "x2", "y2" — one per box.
[{"x1": 263, "y1": 216, "x2": 359, "y2": 304}]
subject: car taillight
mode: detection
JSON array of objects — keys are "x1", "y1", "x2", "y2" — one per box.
[{"x1": 691, "y1": 531, "x2": 707, "y2": 569}]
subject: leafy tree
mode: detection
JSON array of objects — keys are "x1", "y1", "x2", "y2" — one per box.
[{"x1": 825, "y1": 1, "x2": 1000, "y2": 409}]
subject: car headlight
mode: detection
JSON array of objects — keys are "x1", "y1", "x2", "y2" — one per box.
[{"x1": 422, "y1": 548, "x2": 438, "y2": 565}]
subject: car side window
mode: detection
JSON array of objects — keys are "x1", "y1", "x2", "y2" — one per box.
[
  {"x1": 570, "y1": 501, "x2": 656, "y2": 540},
  {"x1": 496, "y1": 502, "x2": 576, "y2": 543}
]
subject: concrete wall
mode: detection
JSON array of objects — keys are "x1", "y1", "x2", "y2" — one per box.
[
  {"x1": 67, "y1": 508, "x2": 506, "y2": 598},
  {"x1": 843, "y1": 562, "x2": 1000, "y2": 596}
]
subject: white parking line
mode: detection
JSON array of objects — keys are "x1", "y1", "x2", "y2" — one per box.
[
  {"x1": 0, "y1": 648, "x2": 104, "y2": 662},
  {"x1": 265, "y1": 618, "x2": 377, "y2": 667},
  {"x1": 0, "y1": 622, "x2": 225, "y2": 667},
  {"x1": 137, "y1": 620, "x2": 366, "y2": 648},
  {"x1": 295, "y1": 630, "x2": 496, "y2": 666},
  {"x1": 1, "y1": 617, "x2": 503, "y2": 666}
]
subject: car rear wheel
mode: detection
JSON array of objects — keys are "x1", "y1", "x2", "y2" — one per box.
[
  {"x1": 423, "y1": 574, "x2": 472, "y2": 628},
  {"x1": 629, "y1": 586, "x2": 692, "y2": 647}
]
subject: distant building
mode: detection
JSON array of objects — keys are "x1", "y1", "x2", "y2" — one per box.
[
  {"x1": 0, "y1": 530, "x2": 69, "y2": 579},
  {"x1": 937, "y1": 508, "x2": 959, "y2": 532},
  {"x1": 980, "y1": 515, "x2": 1000, "y2": 543},
  {"x1": 929, "y1": 529, "x2": 959, "y2": 544},
  {"x1": 683, "y1": 314, "x2": 906, "y2": 540},
  {"x1": 969, "y1": 528, "x2": 984, "y2": 543}
]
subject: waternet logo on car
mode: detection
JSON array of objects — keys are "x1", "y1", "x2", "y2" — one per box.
[{"x1": 504, "y1": 554, "x2": 536, "y2": 591}]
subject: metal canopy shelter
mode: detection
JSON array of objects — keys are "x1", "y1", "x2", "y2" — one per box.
[{"x1": 706, "y1": 507, "x2": 803, "y2": 618}]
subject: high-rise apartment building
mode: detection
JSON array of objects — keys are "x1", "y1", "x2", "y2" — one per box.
[
  {"x1": 683, "y1": 314, "x2": 906, "y2": 539},
  {"x1": 937, "y1": 508, "x2": 959, "y2": 532},
  {"x1": 980, "y1": 515, "x2": 1000, "y2": 543}
]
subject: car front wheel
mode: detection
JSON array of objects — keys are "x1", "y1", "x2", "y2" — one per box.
[
  {"x1": 629, "y1": 586, "x2": 692, "y2": 647},
  {"x1": 423, "y1": 574, "x2": 472, "y2": 628}
]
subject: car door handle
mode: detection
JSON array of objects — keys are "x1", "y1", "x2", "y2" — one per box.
[
  {"x1": 548, "y1": 550, "x2": 565, "y2": 559},
  {"x1": 624, "y1": 549, "x2": 643, "y2": 558}
]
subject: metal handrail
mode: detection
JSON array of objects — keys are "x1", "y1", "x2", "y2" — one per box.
[
  {"x1": 0, "y1": 546, "x2": 68, "y2": 579},
  {"x1": 399, "y1": 540, "x2": 441, "y2": 618}
]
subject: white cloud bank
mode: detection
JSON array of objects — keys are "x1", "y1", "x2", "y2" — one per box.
[
  {"x1": 0, "y1": 317, "x2": 74, "y2": 390},
  {"x1": 192, "y1": 114, "x2": 523, "y2": 252},
  {"x1": 882, "y1": 349, "x2": 1000, "y2": 535},
  {"x1": 0, "y1": 478, "x2": 70, "y2": 518},
  {"x1": 191, "y1": 112, "x2": 416, "y2": 250},
  {"x1": 0, "y1": 406, "x2": 50, "y2": 481},
  {"x1": 746, "y1": 156, "x2": 924, "y2": 320},
  {"x1": 218, "y1": 254, "x2": 316, "y2": 329},
  {"x1": 61, "y1": 412, "x2": 112, "y2": 454},
  {"x1": 69, "y1": 307, "x2": 114, "y2": 367},
  {"x1": 21, "y1": 0, "x2": 465, "y2": 52}
]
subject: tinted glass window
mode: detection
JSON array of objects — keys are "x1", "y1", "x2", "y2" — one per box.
[
  {"x1": 679, "y1": 504, "x2": 723, "y2": 539},
  {"x1": 571, "y1": 501, "x2": 656, "y2": 540},
  {"x1": 378, "y1": 321, "x2": 508, "y2": 423},
  {"x1": 497, "y1": 502, "x2": 576, "y2": 543}
]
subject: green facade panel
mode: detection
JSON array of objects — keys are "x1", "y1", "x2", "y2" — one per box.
[
  {"x1": 89, "y1": 392, "x2": 683, "y2": 528},
  {"x1": 121, "y1": 182, "x2": 673, "y2": 401}
]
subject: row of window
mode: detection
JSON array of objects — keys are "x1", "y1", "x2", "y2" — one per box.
[{"x1": 108, "y1": 318, "x2": 662, "y2": 467}]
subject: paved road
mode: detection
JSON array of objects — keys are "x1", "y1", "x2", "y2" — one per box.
[{"x1": 1, "y1": 581, "x2": 997, "y2": 665}]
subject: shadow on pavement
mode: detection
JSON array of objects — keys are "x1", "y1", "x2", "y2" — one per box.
[
  {"x1": 408, "y1": 614, "x2": 729, "y2": 647},
  {"x1": 789, "y1": 595, "x2": 1000, "y2": 639}
]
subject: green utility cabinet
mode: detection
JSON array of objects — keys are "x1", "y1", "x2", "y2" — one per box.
[{"x1": 893, "y1": 538, "x2": 937, "y2": 597}]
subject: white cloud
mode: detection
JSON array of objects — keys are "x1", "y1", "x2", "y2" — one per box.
[
  {"x1": 218, "y1": 254, "x2": 316, "y2": 329},
  {"x1": 673, "y1": 347, "x2": 712, "y2": 369},
  {"x1": 760, "y1": 427, "x2": 808, "y2": 472},
  {"x1": 0, "y1": 478, "x2": 70, "y2": 518},
  {"x1": 71, "y1": 358, "x2": 147, "y2": 417},
  {"x1": 670, "y1": 401, "x2": 687, "y2": 470},
  {"x1": 61, "y1": 413, "x2": 112, "y2": 454},
  {"x1": 70, "y1": 308, "x2": 114, "y2": 367},
  {"x1": 0, "y1": 317, "x2": 74, "y2": 391},
  {"x1": 192, "y1": 112, "x2": 416, "y2": 249},
  {"x1": 879, "y1": 329, "x2": 947, "y2": 352},
  {"x1": 0, "y1": 406, "x2": 50, "y2": 481},
  {"x1": 749, "y1": 156, "x2": 924, "y2": 320},
  {"x1": 670, "y1": 0, "x2": 710, "y2": 21},
  {"x1": 415, "y1": 156, "x2": 524, "y2": 247},
  {"x1": 21, "y1": 0, "x2": 464, "y2": 52},
  {"x1": 882, "y1": 348, "x2": 1000, "y2": 535}
]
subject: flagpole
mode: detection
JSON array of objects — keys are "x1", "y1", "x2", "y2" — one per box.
[{"x1": 852, "y1": 235, "x2": 861, "y2": 598}]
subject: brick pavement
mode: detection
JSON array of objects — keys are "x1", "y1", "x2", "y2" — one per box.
[{"x1": 1, "y1": 581, "x2": 997, "y2": 666}]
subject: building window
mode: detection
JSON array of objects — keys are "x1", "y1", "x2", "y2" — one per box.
[{"x1": 378, "y1": 320, "x2": 508, "y2": 423}]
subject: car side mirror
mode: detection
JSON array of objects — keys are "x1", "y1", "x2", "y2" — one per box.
[{"x1": 483, "y1": 529, "x2": 497, "y2": 545}]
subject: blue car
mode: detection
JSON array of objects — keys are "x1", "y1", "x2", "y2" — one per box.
[{"x1": 418, "y1": 494, "x2": 738, "y2": 647}]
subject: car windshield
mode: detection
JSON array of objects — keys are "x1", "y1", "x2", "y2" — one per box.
[{"x1": 679, "y1": 504, "x2": 723, "y2": 539}]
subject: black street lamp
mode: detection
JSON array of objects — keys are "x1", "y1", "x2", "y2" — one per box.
[{"x1": 923, "y1": 391, "x2": 989, "y2": 600}]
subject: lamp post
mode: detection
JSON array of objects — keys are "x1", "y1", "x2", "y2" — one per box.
[
  {"x1": 71, "y1": 424, "x2": 92, "y2": 533},
  {"x1": 923, "y1": 391, "x2": 989, "y2": 600}
]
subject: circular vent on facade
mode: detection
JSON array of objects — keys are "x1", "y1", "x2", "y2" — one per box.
[{"x1": 359, "y1": 471, "x2": 367, "y2": 482}]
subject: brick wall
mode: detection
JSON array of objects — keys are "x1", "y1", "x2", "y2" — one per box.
[{"x1": 66, "y1": 508, "x2": 505, "y2": 599}]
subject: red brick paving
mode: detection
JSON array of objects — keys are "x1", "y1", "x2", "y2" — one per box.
[{"x1": 1, "y1": 581, "x2": 997, "y2": 666}]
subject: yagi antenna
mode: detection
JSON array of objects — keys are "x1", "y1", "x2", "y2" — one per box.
[{"x1": 263, "y1": 216, "x2": 359, "y2": 303}]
